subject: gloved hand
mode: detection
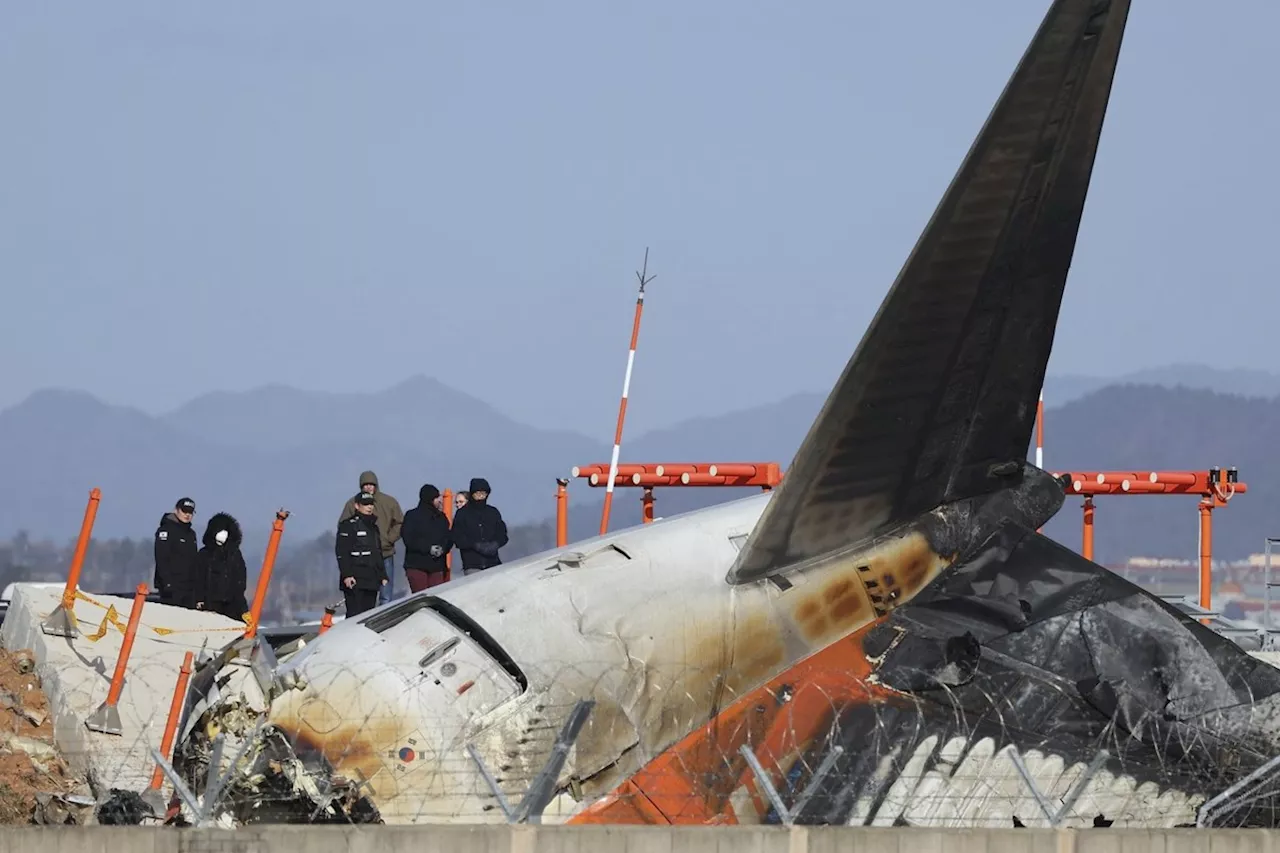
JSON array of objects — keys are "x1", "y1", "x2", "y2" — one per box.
[
  {"x1": 475, "y1": 541, "x2": 498, "y2": 557},
  {"x1": 429, "y1": 545, "x2": 443, "y2": 558}
]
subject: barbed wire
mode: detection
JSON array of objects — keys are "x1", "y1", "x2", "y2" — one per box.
[
  {"x1": 7, "y1": 629, "x2": 1280, "y2": 827},
  {"x1": 112, "y1": 653, "x2": 1280, "y2": 828}
]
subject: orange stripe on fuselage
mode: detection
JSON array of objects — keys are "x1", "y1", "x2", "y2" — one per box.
[{"x1": 570, "y1": 620, "x2": 896, "y2": 825}]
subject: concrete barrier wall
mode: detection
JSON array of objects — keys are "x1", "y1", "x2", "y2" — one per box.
[{"x1": 2, "y1": 827, "x2": 1278, "y2": 853}]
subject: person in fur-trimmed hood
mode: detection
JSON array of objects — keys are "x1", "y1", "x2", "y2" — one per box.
[{"x1": 194, "y1": 512, "x2": 250, "y2": 621}]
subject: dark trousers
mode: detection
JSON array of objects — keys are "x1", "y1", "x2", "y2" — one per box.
[{"x1": 343, "y1": 587, "x2": 379, "y2": 618}]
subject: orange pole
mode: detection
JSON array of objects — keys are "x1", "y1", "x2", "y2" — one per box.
[
  {"x1": 654, "y1": 464, "x2": 704, "y2": 478},
  {"x1": 244, "y1": 509, "x2": 289, "y2": 640},
  {"x1": 319, "y1": 606, "x2": 335, "y2": 635},
  {"x1": 642, "y1": 487, "x2": 655, "y2": 524},
  {"x1": 443, "y1": 489, "x2": 454, "y2": 581},
  {"x1": 105, "y1": 584, "x2": 148, "y2": 708},
  {"x1": 148, "y1": 651, "x2": 194, "y2": 790},
  {"x1": 60, "y1": 487, "x2": 101, "y2": 613},
  {"x1": 707, "y1": 464, "x2": 762, "y2": 477},
  {"x1": 576, "y1": 464, "x2": 661, "y2": 479},
  {"x1": 555, "y1": 479, "x2": 569, "y2": 546},
  {"x1": 1081, "y1": 497, "x2": 1095, "y2": 562},
  {"x1": 1148, "y1": 471, "x2": 1199, "y2": 486},
  {"x1": 1199, "y1": 499, "x2": 1213, "y2": 611}
]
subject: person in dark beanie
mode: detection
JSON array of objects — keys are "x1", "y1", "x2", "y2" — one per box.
[
  {"x1": 154, "y1": 497, "x2": 199, "y2": 608},
  {"x1": 336, "y1": 492, "x2": 386, "y2": 617},
  {"x1": 449, "y1": 477, "x2": 508, "y2": 576},
  {"x1": 401, "y1": 484, "x2": 454, "y2": 592},
  {"x1": 193, "y1": 512, "x2": 250, "y2": 621}
]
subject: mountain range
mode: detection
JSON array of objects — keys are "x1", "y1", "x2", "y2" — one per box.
[{"x1": 2, "y1": 364, "x2": 1277, "y2": 563}]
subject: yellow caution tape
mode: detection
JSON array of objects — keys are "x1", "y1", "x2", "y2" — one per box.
[
  {"x1": 69, "y1": 589, "x2": 248, "y2": 641},
  {"x1": 84, "y1": 605, "x2": 119, "y2": 641}
]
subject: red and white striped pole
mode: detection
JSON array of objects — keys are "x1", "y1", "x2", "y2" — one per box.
[
  {"x1": 600, "y1": 250, "x2": 654, "y2": 535},
  {"x1": 1035, "y1": 388, "x2": 1045, "y2": 534},
  {"x1": 1035, "y1": 389, "x2": 1045, "y2": 469}
]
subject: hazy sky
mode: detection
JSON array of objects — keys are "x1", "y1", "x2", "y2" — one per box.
[{"x1": 2, "y1": 2, "x2": 1277, "y2": 439}]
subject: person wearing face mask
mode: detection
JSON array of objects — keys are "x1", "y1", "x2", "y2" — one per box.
[
  {"x1": 400, "y1": 484, "x2": 454, "y2": 592},
  {"x1": 154, "y1": 497, "x2": 199, "y2": 608},
  {"x1": 193, "y1": 512, "x2": 250, "y2": 621}
]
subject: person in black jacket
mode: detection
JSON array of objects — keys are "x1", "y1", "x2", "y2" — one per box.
[
  {"x1": 193, "y1": 512, "x2": 250, "y2": 621},
  {"x1": 336, "y1": 492, "x2": 386, "y2": 616},
  {"x1": 401, "y1": 484, "x2": 454, "y2": 593},
  {"x1": 450, "y1": 477, "x2": 508, "y2": 576},
  {"x1": 154, "y1": 497, "x2": 199, "y2": 608}
]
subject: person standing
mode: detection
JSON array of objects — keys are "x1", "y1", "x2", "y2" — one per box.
[
  {"x1": 154, "y1": 497, "x2": 199, "y2": 608},
  {"x1": 450, "y1": 478, "x2": 509, "y2": 576},
  {"x1": 193, "y1": 512, "x2": 250, "y2": 621},
  {"x1": 337, "y1": 470, "x2": 404, "y2": 605},
  {"x1": 401, "y1": 484, "x2": 453, "y2": 592},
  {"x1": 336, "y1": 492, "x2": 386, "y2": 617}
]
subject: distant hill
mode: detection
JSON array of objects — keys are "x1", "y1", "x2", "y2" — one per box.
[
  {"x1": 2, "y1": 365, "x2": 1278, "y2": 564},
  {"x1": 1044, "y1": 364, "x2": 1280, "y2": 408},
  {"x1": 0, "y1": 381, "x2": 606, "y2": 542},
  {"x1": 1035, "y1": 384, "x2": 1278, "y2": 562}
]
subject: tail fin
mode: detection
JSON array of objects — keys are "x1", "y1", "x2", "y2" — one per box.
[{"x1": 730, "y1": 0, "x2": 1131, "y2": 583}]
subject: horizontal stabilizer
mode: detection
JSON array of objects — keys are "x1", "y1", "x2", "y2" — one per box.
[{"x1": 730, "y1": 0, "x2": 1131, "y2": 583}]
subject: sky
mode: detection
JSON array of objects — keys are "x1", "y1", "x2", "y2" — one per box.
[{"x1": 2, "y1": 1, "x2": 1277, "y2": 440}]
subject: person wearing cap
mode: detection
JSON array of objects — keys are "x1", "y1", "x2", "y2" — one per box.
[
  {"x1": 449, "y1": 477, "x2": 509, "y2": 576},
  {"x1": 401, "y1": 484, "x2": 454, "y2": 592},
  {"x1": 336, "y1": 491, "x2": 387, "y2": 617},
  {"x1": 193, "y1": 512, "x2": 250, "y2": 621},
  {"x1": 154, "y1": 497, "x2": 199, "y2": 608},
  {"x1": 337, "y1": 470, "x2": 404, "y2": 604}
]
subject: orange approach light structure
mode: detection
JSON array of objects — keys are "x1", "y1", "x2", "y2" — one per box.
[
  {"x1": 1054, "y1": 467, "x2": 1245, "y2": 611},
  {"x1": 567, "y1": 462, "x2": 783, "y2": 539}
]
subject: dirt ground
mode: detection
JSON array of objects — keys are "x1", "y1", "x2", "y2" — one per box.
[{"x1": 0, "y1": 647, "x2": 82, "y2": 824}]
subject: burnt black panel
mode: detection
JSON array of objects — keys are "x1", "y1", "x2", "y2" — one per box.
[{"x1": 781, "y1": 527, "x2": 1280, "y2": 827}]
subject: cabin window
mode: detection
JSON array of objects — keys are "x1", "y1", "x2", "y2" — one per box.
[
  {"x1": 554, "y1": 543, "x2": 632, "y2": 571},
  {"x1": 361, "y1": 595, "x2": 528, "y2": 691}
]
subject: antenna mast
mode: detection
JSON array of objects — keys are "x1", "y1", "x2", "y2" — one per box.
[{"x1": 600, "y1": 248, "x2": 655, "y2": 535}]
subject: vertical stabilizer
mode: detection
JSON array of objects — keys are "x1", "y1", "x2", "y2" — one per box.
[{"x1": 730, "y1": 0, "x2": 1131, "y2": 583}]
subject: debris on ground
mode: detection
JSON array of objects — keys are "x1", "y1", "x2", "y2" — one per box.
[
  {"x1": 0, "y1": 647, "x2": 88, "y2": 824},
  {"x1": 95, "y1": 789, "x2": 150, "y2": 825}
]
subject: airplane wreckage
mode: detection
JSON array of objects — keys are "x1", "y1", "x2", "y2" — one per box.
[{"x1": 168, "y1": 0, "x2": 1280, "y2": 829}]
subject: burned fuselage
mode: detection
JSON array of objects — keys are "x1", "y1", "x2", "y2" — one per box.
[{"x1": 174, "y1": 475, "x2": 1019, "y2": 823}]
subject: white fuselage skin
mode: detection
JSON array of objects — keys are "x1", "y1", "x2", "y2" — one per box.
[{"x1": 204, "y1": 489, "x2": 952, "y2": 824}]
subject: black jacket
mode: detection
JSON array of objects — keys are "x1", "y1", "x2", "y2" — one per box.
[
  {"x1": 450, "y1": 498, "x2": 509, "y2": 571},
  {"x1": 154, "y1": 512, "x2": 199, "y2": 604},
  {"x1": 194, "y1": 512, "x2": 250, "y2": 619},
  {"x1": 336, "y1": 513, "x2": 386, "y2": 591},
  {"x1": 402, "y1": 493, "x2": 453, "y2": 572}
]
